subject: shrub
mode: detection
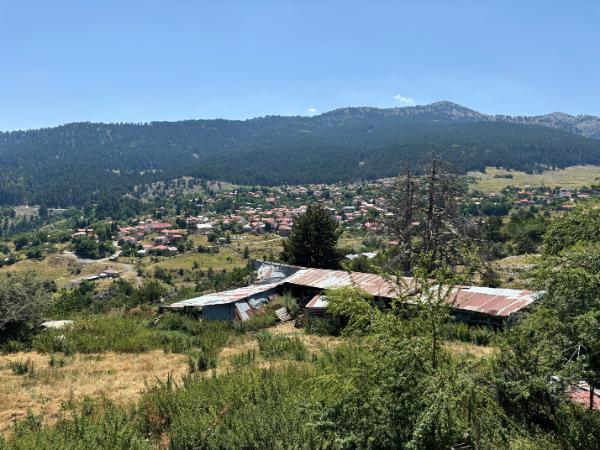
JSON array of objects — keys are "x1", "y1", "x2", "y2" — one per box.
[
  {"x1": 256, "y1": 332, "x2": 306, "y2": 361},
  {"x1": 1, "y1": 339, "x2": 29, "y2": 353},
  {"x1": 269, "y1": 293, "x2": 300, "y2": 318},
  {"x1": 440, "y1": 322, "x2": 496, "y2": 346},
  {"x1": 8, "y1": 399, "x2": 149, "y2": 449},
  {"x1": 0, "y1": 272, "x2": 51, "y2": 344},
  {"x1": 187, "y1": 349, "x2": 217, "y2": 373},
  {"x1": 231, "y1": 350, "x2": 257, "y2": 368},
  {"x1": 31, "y1": 312, "x2": 228, "y2": 355},
  {"x1": 305, "y1": 316, "x2": 342, "y2": 336},
  {"x1": 48, "y1": 354, "x2": 67, "y2": 368},
  {"x1": 9, "y1": 359, "x2": 35, "y2": 376},
  {"x1": 234, "y1": 313, "x2": 277, "y2": 333}
]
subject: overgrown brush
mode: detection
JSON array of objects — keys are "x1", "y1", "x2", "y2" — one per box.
[
  {"x1": 7, "y1": 399, "x2": 150, "y2": 449},
  {"x1": 48, "y1": 354, "x2": 67, "y2": 368},
  {"x1": 305, "y1": 316, "x2": 342, "y2": 336},
  {"x1": 186, "y1": 349, "x2": 217, "y2": 373},
  {"x1": 256, "y1": 332, "x2": 306, "y2": 361},
  {"x1": 1, "y1": 339, "x2": 28, "y2": 353},
  {"x1": 31, "y1": 312, "x2": 233, "y2": 356},
  {"x1": 440, "y1": 321, "x2": 497, "y2": 346},
  {"x1": 8, "y1": 359, "x2": 35, "y2": 376},
  {"x1": 269, "y1": 293, "x2": 301, "y2": 318},
  {"x1": 233, "y1": 313, "x2": 277, "y2": 333},
  {"x1": 231, "y1": 350, "x2": 257, "y2": 368}
]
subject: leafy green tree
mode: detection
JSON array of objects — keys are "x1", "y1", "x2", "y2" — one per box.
[
  {"x1": 72, "y1": 236, "x2": 114, "y2": 259},
  {"x1": 544, "y1": 205, "x2": 600, "y2": 255},
  {"x1": 14, "y1": 235, "x2": 29, "y2": 251},
  {"x1": 0, "y1": 273, "x2": 51, "y2": 342},
  {"x1": 281, "y1": 204, "x2": 342, "y2": 268}
]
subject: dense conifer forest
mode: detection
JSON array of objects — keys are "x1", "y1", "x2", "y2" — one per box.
[{"x1": 2, "y1": 102, "x2": 600, "y2": 207}]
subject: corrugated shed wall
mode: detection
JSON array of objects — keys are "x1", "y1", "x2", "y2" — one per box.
[{"x1": 203, "y1": 304, "x2": 234, "y2": 320}]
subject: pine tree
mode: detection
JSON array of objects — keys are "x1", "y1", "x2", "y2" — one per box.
[{"x1": 281, "y1": 205, "x2": 342, "y2": 268}]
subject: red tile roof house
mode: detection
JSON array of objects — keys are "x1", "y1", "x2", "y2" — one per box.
[
  {"x1": 150, "y1": 245, "x2": 178, "y2": 256},
  {"x1": 145, "y1": 222, "x2": 173, "y2": 233},
  {"x1": 119, "y1": 236, "x2": 139, "y2": 244},
  {"x1": 569, "y1": 381, "x2": 600, "y2": 410}
]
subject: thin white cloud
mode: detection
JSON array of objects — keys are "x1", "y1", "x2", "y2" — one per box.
[
  {"x1": 393, "y1": 94, "x2": 414, "y2": 105},
  {"x1": 306, "y1": 107, "x2": 318, "y2": 114}
]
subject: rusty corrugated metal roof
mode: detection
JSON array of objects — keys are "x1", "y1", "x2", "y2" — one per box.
[
  {"x1": 283, "y1": 268, "x2": 407, "y2": 298},
  {"x1": 306, "y1": 294, "x2": 330, "y2": 309},
  {"x1": 450, "y1": 286, "x2": 540, "y2": 317},
  {"x1": 168, "y1": 262, "x2": 539, "y2": 318},
  {"x1": 166, "y1": 282, "x2": 279, "y2": 308},
  {"x1": 287, "y1": 268, "x2": 538, "y2": 317}
]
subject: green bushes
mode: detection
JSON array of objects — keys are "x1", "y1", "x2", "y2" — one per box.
[
  {"x1": 4, "y1": 335, "x2": 600, "y2": 449},
  {"x1": 256, "y1": 332, "x2": 306, "y2": 361},
  {"x1": 1, "y1": 339, "x2": 28, "y2": 353},
  {"x1": 233, "y1": 313, "x2": 277, "y2": 333},
  {"x1": 305, "y1": 316, "x2": 342, "y2": 336},
  {"x1": 31, "y1": 312, "x2": 233, "y2": 356},
  {"x1": 269, "y1": 293, "x2": 300, "y2": 318},
  {"x1": 48, "y1": 354, "x2": 67, "y2": 368},
  {"x1": 32, "y1": 314, "x2": 160, "y2": 354},
  {"x1": 186, "y1": 349, "x2": 217, "y2": 373},
  {"x1": 440, "y1": 321, "x2": 497, "y2": 346},
  {"x1": 137, "y1": 366, "x2": 318, "y2": 449},
  {"x1": 7, "y1": 400, "x2": 150, "y2": 450},
  {"x1": 0, "y1": 272, "x2": 51, "y2": 346},
  {"x1": 9, "y1": 359, "x2": 35, "y2": 376},
  {"x1": 231, "y1": 350, "x2": 257, "y2": 368}
]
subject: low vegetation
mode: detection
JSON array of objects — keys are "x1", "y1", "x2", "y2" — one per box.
[{"x1": 1, "y1": 167, "x2": 600, "y2": 448}]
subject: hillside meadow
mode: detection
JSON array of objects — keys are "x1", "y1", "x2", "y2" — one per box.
[{"x1": 468, "y1": 165, "x2": 600, "y2": 192}]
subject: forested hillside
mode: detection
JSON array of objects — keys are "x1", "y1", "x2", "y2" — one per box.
[{"x1": 2, "y1": 101, "x2": 600, "y2": 207}]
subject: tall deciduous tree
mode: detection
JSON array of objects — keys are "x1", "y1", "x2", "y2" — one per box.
[{"x1": 281, "y1": 204, "x2": 342, "y2": 268}]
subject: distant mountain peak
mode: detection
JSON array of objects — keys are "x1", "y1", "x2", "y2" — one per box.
[{"x1": 319, "y1": 102, "x2": 600, "y2": 139}]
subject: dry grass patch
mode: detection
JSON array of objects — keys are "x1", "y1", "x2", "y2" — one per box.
[
  {"x1": 468, "y1": 165, "x2": 600, "y2": 193},
  {"x1": 0, "y1": 254, "x2": 132, "y2": 288},
  {"x1": 264, "y1": 322, "x2": 343, "y2": 354},
  {"x1": 0, "y1": 351, "x2": 187, "y2": 433},
  {"x1": 217, "y1": 322, "x2": 343, "y2": 371},
  {"x1": 444, "y1": 341, "x2": 496, "y2": 359}
]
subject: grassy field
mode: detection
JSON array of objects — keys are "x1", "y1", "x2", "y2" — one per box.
[
  {"x1": 0, "y1": 351, "x2": 188, "y2": 433},
  {"x1": 0, "y1": 319, "x2": 340, "y2": 433},
  {"x1": 1, "y1": 254, "x2": 132, "y2": 288},
  {"x1": 468, "y1": 165, "x2": 600, "y2": 192},
  {"x1": 147, "y1": 233, "x2": 284, "y2": 274},
  {"x1": 0, "y1": 317, "x2": 492, "y2": 435},
  {"x1": 492, "y1": 254, "x2": 540, "y2": 289}
]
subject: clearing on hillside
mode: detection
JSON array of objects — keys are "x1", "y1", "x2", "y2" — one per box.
[{"x1": 468, "y1": 165, "x2": 600, "y2": 192}]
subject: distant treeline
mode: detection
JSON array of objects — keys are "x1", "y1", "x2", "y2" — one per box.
[{"x1": 3, "y1": 108, "x2": 600, "y2": 207}]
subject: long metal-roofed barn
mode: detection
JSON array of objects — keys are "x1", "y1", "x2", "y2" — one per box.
[
  {"x1": 282, "y1": 267, "x2": 540, "y2": 327},
  {"x1": 165, "y1": 261, "x2": 540, "y2": 326},
  {"x1": 164, "y1": 261, "x2": 297, "y2": 321}
]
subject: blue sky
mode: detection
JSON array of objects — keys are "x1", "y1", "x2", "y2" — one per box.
[{"x1": 1, "y1": 1, "x2": 599, "y2": 131}]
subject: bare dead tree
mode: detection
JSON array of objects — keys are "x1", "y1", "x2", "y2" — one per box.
[{"x1": 385, "y1": 155, "x2": 481, "y2": 275}]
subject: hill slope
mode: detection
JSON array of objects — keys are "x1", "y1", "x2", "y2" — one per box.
[{"x1": 2, "y1": 102, "x2": 600, "y2": 206}]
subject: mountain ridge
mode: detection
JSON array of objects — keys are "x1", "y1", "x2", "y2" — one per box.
[
  {"x1": 2, "y1": 101, "x2": 600, "y2": 207},
  {"x1": 3, "y1": 101, "x2": 600, "y2": 138},
  {"x1": 320, "y1": 102, "x2": 600, "y2": 138}
]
